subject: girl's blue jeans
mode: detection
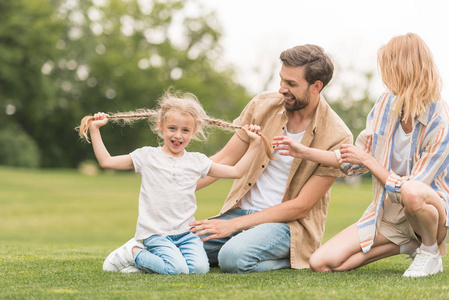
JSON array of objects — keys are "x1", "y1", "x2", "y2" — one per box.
[
  {"x1": 134, "y1": 232, "x2": 209, "y2": 275},
  {"x1": 203, "y1": 208, "x2": 291, "y2": 273}
]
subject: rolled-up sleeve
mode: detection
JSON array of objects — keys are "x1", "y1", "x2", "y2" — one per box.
[
  {"x1": 333, "y1": 98, "x2": 380, "y2": 177},
  {"x1": 233, "y1": 99, "x2": 257, "y2": 144},
  {"x1": 334, "y1": 149, "x2": 370, "y2": 177},
  {"x1": 385, "y1": 173, "x2": 410, "y2": 203},
  {"x1": 314, "y1": 164, "x2": 346, "y2": 177}
]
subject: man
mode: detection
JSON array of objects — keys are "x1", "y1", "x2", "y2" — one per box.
[{"x1": 189, "y1": 44, "x2": 353, "y2": 272}]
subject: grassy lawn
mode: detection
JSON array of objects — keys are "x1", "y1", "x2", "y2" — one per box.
[{"x1": 1, "y1": 166, "x2": 449, "y2": 299}]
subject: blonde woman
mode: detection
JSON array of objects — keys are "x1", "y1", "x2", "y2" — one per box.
[
  {"x1": 273, "y1": 33, "x2": 449, "y2": 277},
  {"x1": 77, "y1": 91, "x2": 263, "y2": 274}
]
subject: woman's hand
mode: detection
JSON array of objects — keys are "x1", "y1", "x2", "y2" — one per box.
[
  {"x1": 339, "y1": 144, "x2": 372, "y2": 166},
  {"x1": 272, "y1": 136, "x2": 307, "y2": 158}
]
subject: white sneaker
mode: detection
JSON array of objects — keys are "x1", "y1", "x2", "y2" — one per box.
[
  {"x1": 103, "y1": 238, "x2": 145, "y2": 273},
  {"x1": 403, "y1": 248, "x2": 443, "y2": 278},
  {"x1": 121, "y1": 265, "x2": 145, "y2": 274}
]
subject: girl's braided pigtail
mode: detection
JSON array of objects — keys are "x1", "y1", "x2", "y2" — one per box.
[
  {"x1": 76, "y1": 109, "x2": 157, "y2": 143},
  {"x1": 77, "y1": 108, "x2": 276, "y2": 160},
  {"x1": 203, "y1": 117, "x2": 276, "y2": 161}
]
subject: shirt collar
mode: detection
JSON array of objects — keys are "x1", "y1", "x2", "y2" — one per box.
[
  {"x1": 308, "y1": 95, "x2": 326, "y2": 134},
  {"x1": 416, "y1": 102, "x2": 438, "y2": 126}
]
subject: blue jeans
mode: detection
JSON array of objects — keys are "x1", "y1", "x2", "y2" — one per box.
[
  {"x1": 203, "y1": 208, "x2": 291, "y2": 273},
  {"x1": 134, "y1": 232, "x2": 209, "y2": 275}
]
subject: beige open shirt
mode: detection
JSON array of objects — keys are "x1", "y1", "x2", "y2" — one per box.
[{"x1": 217, "y1": 91, "x2": 353, "y2": 269}]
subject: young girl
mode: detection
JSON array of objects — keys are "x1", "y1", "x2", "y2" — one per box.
[
  {"x1": 273, "y1": 33, "x2": 449, "y2": 277},
  {"x1": 77, "y1": 90, "x2": 264, "y2": 275}
]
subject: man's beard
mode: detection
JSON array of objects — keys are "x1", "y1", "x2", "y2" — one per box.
[{"x1": 283, "y1": 90, "x2": 311, "y2": 111}]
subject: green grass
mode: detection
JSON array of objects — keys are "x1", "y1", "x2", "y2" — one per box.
[{"x1": 1, "y1": 166, "x2": 449, "y2": 299}]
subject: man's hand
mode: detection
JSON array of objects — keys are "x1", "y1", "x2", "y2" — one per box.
[{"x1": 189, "y1": 219, "x2": 238, "y2": 242}]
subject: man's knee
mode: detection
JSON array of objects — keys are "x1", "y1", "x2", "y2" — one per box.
[
  {"x1": 217, "y1": 244, "x2": 247, "y2": 273},
  {"x1": 218, "y1": 223, "x2": 291, "y2": 273}
]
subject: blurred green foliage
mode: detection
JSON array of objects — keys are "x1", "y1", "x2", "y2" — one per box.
[
  {"x1": 326, "y1": 71, "x2": 376, "y2": 140},
  {"x1": 0, "y1": 125, "x2": 41, "y2": 168},
  {"x1": 0, "y1": 0, "x2": 250, "y2": 167},
  {"x1": 0, "y1": 0, "x2": 376, "y2": 168}
]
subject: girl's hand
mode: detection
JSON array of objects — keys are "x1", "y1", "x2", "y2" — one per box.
[
  {"x1": 339, "y1": 144, "x2": 371, "y2": 165},
  {"x1": 90, "y1": 112, "x2": 110, "y2": 129},
  {"x1": 242, "y1": 124, "x2": 262, "y2": 141},
  {"x1": 272, "y1": 136, "x2": 307, "y2": 158}
]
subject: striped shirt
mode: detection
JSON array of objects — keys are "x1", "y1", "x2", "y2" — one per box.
[{"x1": 335, "y1": 93, "x2": 449, "y2": 253}]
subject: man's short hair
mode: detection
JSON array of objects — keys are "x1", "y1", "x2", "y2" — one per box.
[{"x1": 280, "y1": 45, "x2": 334, "y2": 91}]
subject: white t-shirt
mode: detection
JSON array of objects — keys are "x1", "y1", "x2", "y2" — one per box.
[
  {"x1": 383, "y1": 123, "x2": 412, "y2": 223},
  {"x1": 239, "y1": 130, "x2": 305, "y2": 211},
  {"x1": 130, "y1": 146, "x2": 212, "y2": 240},
  {"x1": 391, "y1": 124, "x2": 412, "y2": 176}
]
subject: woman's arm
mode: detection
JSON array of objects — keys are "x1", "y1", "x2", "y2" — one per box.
[
  {"x1": 272, "y1": 136, "x2": 340, "y2": 168},
  {"x1": 339, "y1": 144, "x2": 390, "y2": 185}
]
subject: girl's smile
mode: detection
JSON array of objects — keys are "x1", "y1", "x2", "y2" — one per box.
[
  {"x1": 158, "y1": 110, "x2": 197, "y2": 157},
  {"x1": 171, "y1": 140, "x2": 182, "y2": 147}
]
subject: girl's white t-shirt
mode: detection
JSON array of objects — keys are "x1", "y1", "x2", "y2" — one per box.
[
  {"x1": 239, "y1": 129, "x2": 305, "y2": 211},
  {"x1": 130, "y1": 146, "x2": 212, "y2": 240}
]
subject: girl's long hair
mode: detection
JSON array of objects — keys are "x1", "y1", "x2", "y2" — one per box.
[
  {"x1": 76, "y1": 90, "x2": 276, "y2": 160},
  {"x1": 378, "y1": 33, "x2": 442, "y2": 122}
]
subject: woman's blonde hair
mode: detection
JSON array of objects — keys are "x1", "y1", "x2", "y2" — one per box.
[
  {"x1": 378, "y1": 32, "x2": 442, "y2": 122},
  {"x1": 76, "y1": 90, "x2": 275, "y2": 159}
]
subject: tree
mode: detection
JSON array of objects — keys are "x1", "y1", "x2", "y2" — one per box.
[
  {"x1": 1, "y1": 0, "x2": 251, "y2": 167},
  {"x1": 0, "y1": 0, "x2": 64, "y2": 167},
  {"x1": 325, "y1": 71, "x2": 377, "y2": 139}
]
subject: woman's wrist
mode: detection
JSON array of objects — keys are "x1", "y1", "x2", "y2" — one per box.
[
  {"x1": 297, "y1": 146, "x2": 308, "y2": 159},
  {"x1": 362, "y1": 154, "x2": 377, "y2": 170}
]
